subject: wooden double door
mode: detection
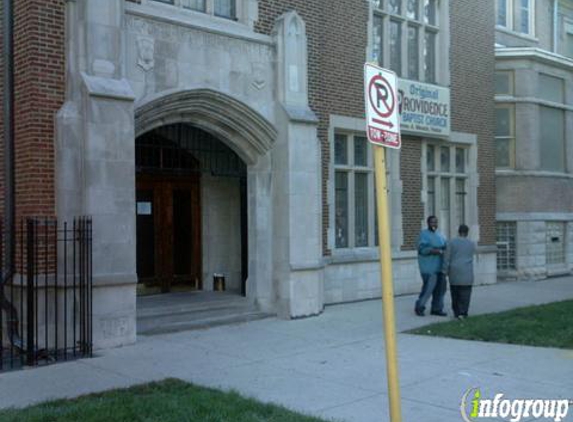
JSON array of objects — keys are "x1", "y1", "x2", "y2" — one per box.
[{"x1": 136, "y1": 174, "x2": 201, "y2": 292}]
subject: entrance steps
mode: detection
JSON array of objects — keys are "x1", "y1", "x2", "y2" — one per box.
[{"x1": 136, "y1": 291, "x2": 274, "y2": 335}]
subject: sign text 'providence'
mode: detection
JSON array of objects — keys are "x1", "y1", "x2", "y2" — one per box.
[{"x1": 398, "y1": 80, "x2": 450, "y2": 137}]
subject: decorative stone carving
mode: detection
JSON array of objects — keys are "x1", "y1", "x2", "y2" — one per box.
[
  {"x1": 126, "y1": 16, "x2": 273, "y2": 61},
  {"x1": 273, "y1": 11, "x2": 310, "y2": 108},
  {"x1": 251, "y1": 62, "x2": 266, "y2": 90},
  {"x1": 286, "y1": 19, "x2": 301, "y2": 93},
  {"x1": 137, "y1": 36, "x2": 155, "y2": 71}
]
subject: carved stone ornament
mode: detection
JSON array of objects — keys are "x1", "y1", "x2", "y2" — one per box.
[
  {"x1": 137, "y1": 36, "x2": 155, "y2": 72},
  {"x1": 251, "y1": 62, "x2": 266, "y2": 90}
]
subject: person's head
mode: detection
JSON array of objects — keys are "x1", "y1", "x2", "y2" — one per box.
[
  {"x1": 427, "y1": 216, "x2": 438, "y2": 232},
  {"x1": 458, "y1": 224, "x2": 469, "y2": 237}
]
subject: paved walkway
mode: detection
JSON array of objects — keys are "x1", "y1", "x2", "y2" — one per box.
[{"x1": 1, "y1": 277, "x2": 573, "y2": 421}]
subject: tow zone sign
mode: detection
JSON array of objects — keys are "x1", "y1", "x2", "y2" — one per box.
[{"x1": 364, "y1": 63, "x2": 401, "y2": 149}]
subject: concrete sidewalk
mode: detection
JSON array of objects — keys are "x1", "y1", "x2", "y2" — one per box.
[{"x1": 1, "y1": 276, "x2": 573, "y2": 421}]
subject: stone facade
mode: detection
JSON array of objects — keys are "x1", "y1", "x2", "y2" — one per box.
[
  {"x1": 2, "y1": 0, "x2": 499, "y2": 349},
  {"x1": 495, "y1": 0, "x2": 573, "y2": 279},
  {"x1": 201, "y1": 175, "x2": 242, "y2": 292}
]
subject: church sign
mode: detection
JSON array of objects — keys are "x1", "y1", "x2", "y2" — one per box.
[{"x1": 398, "y1": 79, "x2": 450, "y2": 138}]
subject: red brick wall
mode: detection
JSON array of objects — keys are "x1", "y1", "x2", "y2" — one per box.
[
  {"x1": 11, "y1": 0, "x2": 65, "y2": 220},
  {"x1": 320, "y1": 2, "x2": 370, "y2": 255},
  {"x1": 257, "y1": 1, "x2": 369, "y2": 256},
  {"x1": 450, "y1": 0, "x2": 496, "y2": 246},
  {"x1": 0, "y1": 3, "x2": 5, "y2": 213},
  {"x1": 399, "y1": 3, "x2": 497, "y2": 249},
  {"x1": 400, "y1": 138, "x2": 423, "y2": 250}
]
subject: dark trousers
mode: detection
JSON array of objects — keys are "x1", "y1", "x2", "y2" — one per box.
[{"x1": 450, "y1": 285, "x2": 472, "y2": 317}]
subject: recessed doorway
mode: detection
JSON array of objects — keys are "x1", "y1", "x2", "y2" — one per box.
[
  {"x1": 135, "y1": 124, "x2": 248, "y2": 296},
  {"x1": 136, "y1": 175, "x2": 201, "y2": 293}
]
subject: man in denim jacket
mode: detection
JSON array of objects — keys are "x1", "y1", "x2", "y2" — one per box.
[{"x1": 414, "y1": 215, "x2": 448, "y2": 316}]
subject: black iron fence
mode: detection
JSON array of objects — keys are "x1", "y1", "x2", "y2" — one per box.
[{"x1": 0, "y1": 217, "x2": 93, "y2": 372}]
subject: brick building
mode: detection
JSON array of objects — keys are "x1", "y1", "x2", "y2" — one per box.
[
  {"x1": 1, "y1": 0, "x2": 496, "y2": 349},
  {"x1": 494, "y1": 0, "x2": 573, "y2": 280}
]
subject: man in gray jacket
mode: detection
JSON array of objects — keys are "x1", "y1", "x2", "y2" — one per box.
[{"x1": 442, "y1": 224, "x2": 476, "y2": 319}]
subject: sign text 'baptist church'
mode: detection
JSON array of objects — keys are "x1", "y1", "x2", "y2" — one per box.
[{"x1": 398, "y1": 79, "x2": 450, "y2": 138}]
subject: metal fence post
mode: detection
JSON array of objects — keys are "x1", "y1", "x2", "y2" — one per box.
[
  {"x1": 0, "y1": 217, "x2": 93, "y2": 372},
  {"x1": 26, "y1": 219, "x2": 35, "y2": 366}
]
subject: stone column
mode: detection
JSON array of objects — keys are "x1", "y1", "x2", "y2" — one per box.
[
  {"x1": 56, "y1": 0, "x2": 137, "y2": 349},
  {"x1": 246, "y1": 153, "x2": 274, "y2": 312},
  {"x1": 272, "y1": 12, "x2": 323, "y2": 318}
]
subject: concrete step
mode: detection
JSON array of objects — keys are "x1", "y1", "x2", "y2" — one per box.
[
  {"x1": 136, "y1": 291, "x2": 274, "y2": 335},
  {"x1": 137, "y1": 310, "x2": 273, "y2": 335},
  {"x1": 137, "y1": 300, "x2": 253, "y2": 318}
]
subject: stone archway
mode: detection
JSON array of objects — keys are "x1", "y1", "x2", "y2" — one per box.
[
  {"x1": 134, "y1": 89, "x2": 277, "y2": 311},
  {"x1": 135, "y1": 89, "x2": 276, "y2": 165}
]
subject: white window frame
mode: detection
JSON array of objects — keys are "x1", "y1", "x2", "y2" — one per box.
[
  {"x1": 496, "y1": 0, "x2": 510, "y2": 27},
  {"x1": 422, "y1": 135, "x2": 478, "y2": 241},
  {"x1": 328, "y1": 115, "x2": 403, "y2": 255},
  {"x1": 424, "y1": 143, "x2": 469, "y2": 238},
  {"x1": 516, "y1": 0, "x2": 534, "y2": 35},
  {"x1": 371, "y1": 0, "x2": 445, "y2": 84},
  {"x1": 496, "y1": 221, "x2": 517, "y2": 271},
  {"x1": 333, "y1": 132, "x2": 376, "y2": 249},
  {"x1": 495, "y1": 104, "x2": 516, "y2": 169},
  {"x1": 496, "y1": 0, "x2": 535, "y2": 36}
]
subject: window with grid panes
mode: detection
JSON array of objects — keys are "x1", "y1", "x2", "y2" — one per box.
[
  {"x1": 496, "y1": 222, "x2": 516, "y2": 270},
  {"x1": 334, "y1": 133, "x2": 378, "y2": 249},
  {"x1": 495, "y1": 105, "x2": 515, "y2": 169},
  {"x1": 372, "y1": 0, "x2": 439, "y2": 83},
  {"x1": 425, "y1": 143, "x2": 468, "y2": 239},
  {"x1": 496, "y1": 0, "x2": 535, "y2": 36},
  {"x1": 150, "y1": 0, "x2": 236, "y2": 19},
  {"x1": 546, "y1": 222, "x2": 566, "y2": 265}
]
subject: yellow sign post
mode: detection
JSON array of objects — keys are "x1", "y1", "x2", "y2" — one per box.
[
  {"x1": 374, "y1": 146, "x2": 402, "y2": 422},
  {"x1": 364, "y1": 62, "x2": 402, "y2": 422}
]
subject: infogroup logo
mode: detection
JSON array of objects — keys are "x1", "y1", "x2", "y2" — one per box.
[{"x1": 460, "y1": 388, "x2": 571, "y2": 422}]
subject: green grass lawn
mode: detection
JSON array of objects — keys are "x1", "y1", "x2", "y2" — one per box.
[
  {"x1": 0, "y1": 379, "x2": 332, "y2": 422},
  {"x1": 406, "y1": 299, "x2": 573, "y2": 349}
]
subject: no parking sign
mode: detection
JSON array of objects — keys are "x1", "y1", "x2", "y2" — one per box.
[
  {"x1": 364, "y1": 62, "x2": 403, "y2": 422},
  {"x1": 364, "y1": 63, "x2": 401, "y2": 149}
]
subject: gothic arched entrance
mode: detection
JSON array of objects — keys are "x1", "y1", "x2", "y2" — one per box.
[
  {"x1": 135, "y1": 123, "x2": 248, "y2": 295},
  {"x1": 134, "y1": 89, "x2": 276, "y2": 315}
]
